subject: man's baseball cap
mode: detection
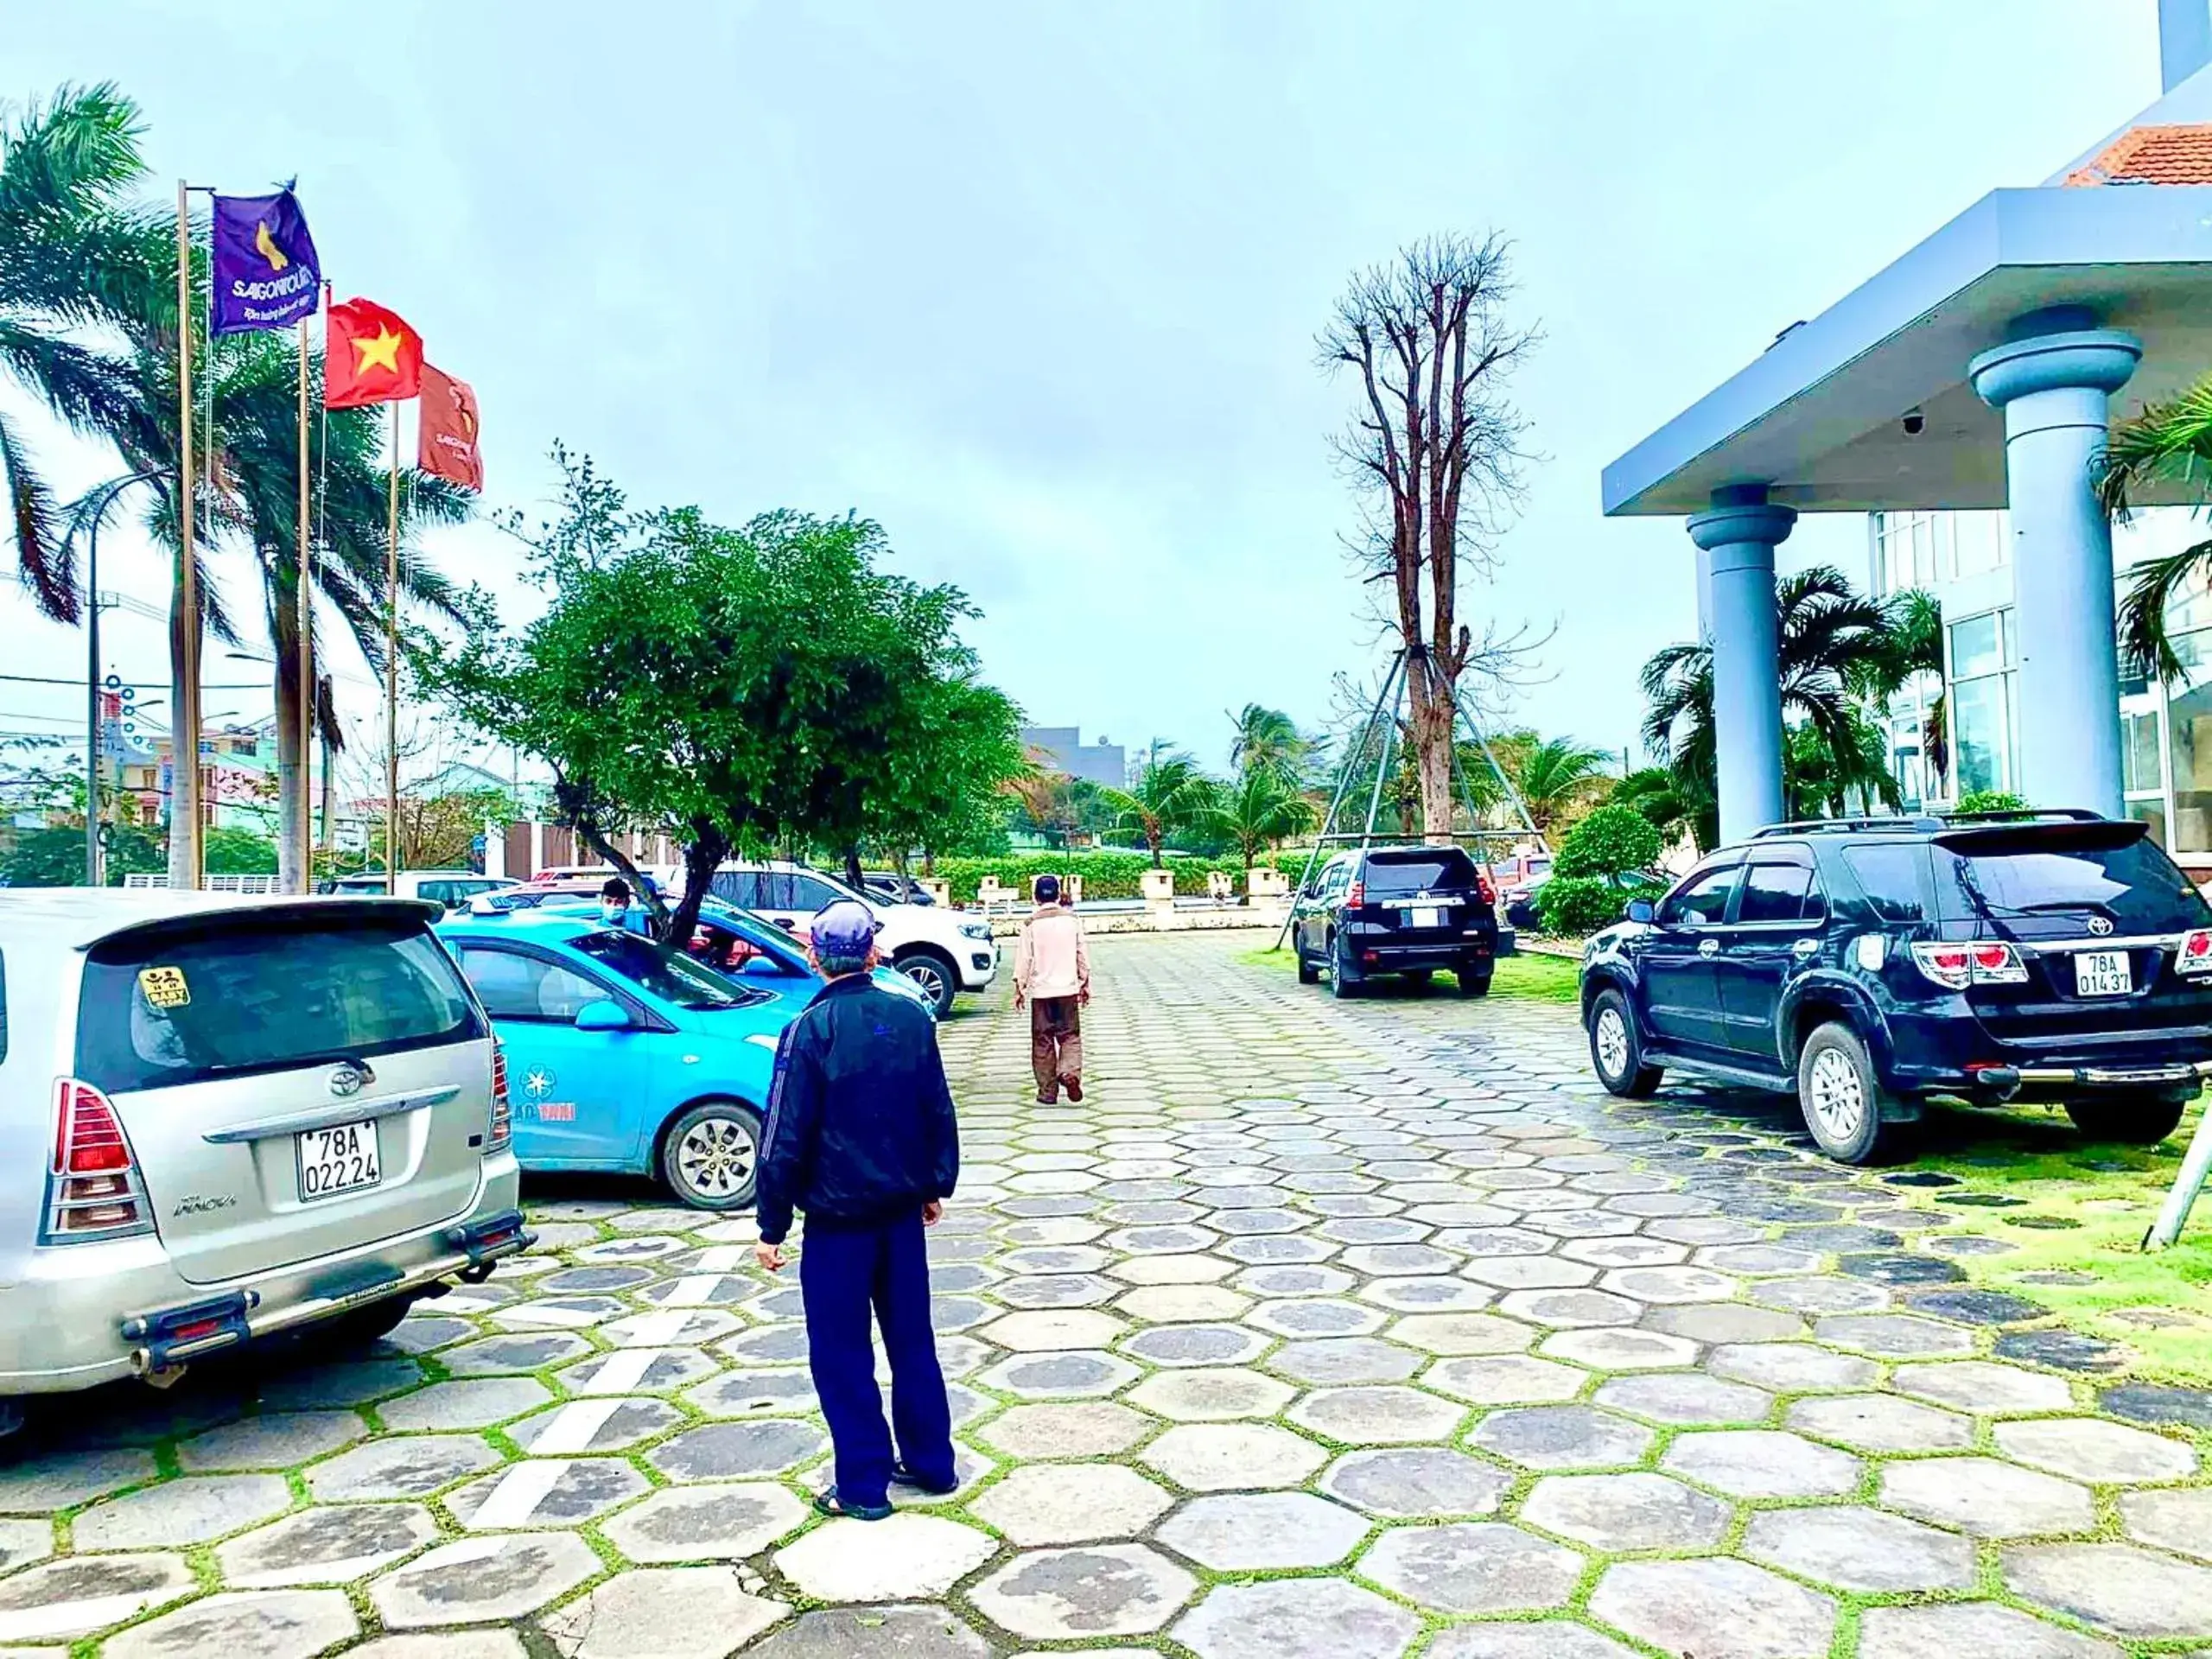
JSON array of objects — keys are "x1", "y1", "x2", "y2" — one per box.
[{"x1": 811, "y1": 899, "x2": 880, "y2": 956}]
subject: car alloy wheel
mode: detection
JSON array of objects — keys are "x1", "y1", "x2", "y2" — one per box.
[
  {"x1": 899, "y1": 956, "x2": 955, "y2": 1016},
  {"x1": 1594, "y1": 1005, "x2": 1631, "y2": 1080},
  {"x1": 677, "y1": 1113, "x2": 759, "y2": 1201},
  {"x1": 1806, "y1": 1046, "x2": 1866, "y2": 1146}
]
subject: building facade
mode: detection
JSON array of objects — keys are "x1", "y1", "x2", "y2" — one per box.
[
  {"x1": 1020, "y1": 726, "x2": 1128, "y2": 788},
  {"x1": 1868, "y1": 504, "x2": 2212, "y2": 878}
]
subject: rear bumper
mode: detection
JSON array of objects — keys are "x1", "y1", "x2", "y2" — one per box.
[
  {"x1": 0, "y1": 1152, "x2": 523, "y2": 1395},
  {"x1": 1346, "y1": 938, "x2": 1497, "y2": 975},
  {"x1": 1882, "y1": 1004, "x2": 2212, "y2": 1096}
]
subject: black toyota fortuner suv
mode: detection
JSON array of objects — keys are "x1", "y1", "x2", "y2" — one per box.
[{"x1": 1577, "y1": 810, "x2": 2212, "y2": 1163}]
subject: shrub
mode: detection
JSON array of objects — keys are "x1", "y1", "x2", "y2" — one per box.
[
  {"x1": 1552, "y1": 804, "x2": 1662, "y2": 880},
  {"x1": 1537, "y1": 872, "x2": 1662, "y2": 937},
  {"x1": 927, "y1": 849, "x2": 1304, "y2": 902},
  {"x1": 1954, "y1": 789, "x2": 2027, "y2": 815}
]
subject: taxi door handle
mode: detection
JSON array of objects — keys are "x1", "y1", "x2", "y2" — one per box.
[{"x1": 1697, "y1": 938, "x2": 1719, "y2": 957}]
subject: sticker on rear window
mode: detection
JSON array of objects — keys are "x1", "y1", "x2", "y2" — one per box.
[{"x1": 137, "y1": 965, "x2": 191, "y2": 1008}]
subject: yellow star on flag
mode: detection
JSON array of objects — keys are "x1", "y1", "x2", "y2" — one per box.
[{"x1": 353, "y1": 325, "x2": 405, "y2": 376}]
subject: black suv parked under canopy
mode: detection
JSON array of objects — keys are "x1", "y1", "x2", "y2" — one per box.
[{"x1": 1577, "y1": 810, "x2": 2212, "y2": 1163}]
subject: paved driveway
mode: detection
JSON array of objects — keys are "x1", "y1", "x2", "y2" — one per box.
[{"x1": 3, "y1": 931, "x2": 2211, "y2": 1656}]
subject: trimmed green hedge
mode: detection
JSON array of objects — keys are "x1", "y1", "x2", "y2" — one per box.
[
  {"x1": 1553, "y1": 804, "x2": 1662, "y2": 880},
  {"x1": 929, "y1": 850, "x2": 1306, "y2": 902},
  {"x1": 1536, "y1": 872, "x2": 1664, "y2": 937}
]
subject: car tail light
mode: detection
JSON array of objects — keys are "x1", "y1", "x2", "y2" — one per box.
[
  {"x1": 2180, "y1": 929, "x2": 2212, "y2": 977},
  {"x1": 1475, "y1": 868, "x2": 1497, "y2": 906},
  {"x1": 44, "y1": 1079, "x2": 151, "y2": 1243},
  {"x1": 486, "y1": 1041, "x2": 513, "y2": 1154},
  {"x1": 1346, "y1": 881, "x2": 1364, "y2": 909},
  {"x1": 1910, "y1": 940, "x2": 2026, "y2": 990}
]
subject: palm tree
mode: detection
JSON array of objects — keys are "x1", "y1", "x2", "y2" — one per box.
[
  {"x1": 1228, "y1": 703, "x2": 1306, "y2": 782},
  {"x1": 1642, "y1": 565, "x2": 1904, "y2": 845},
  {"x1": 1096, "y1": 743, "x2": 1218, "y2": 868},
  {"x1": 1878, "y1": 588, "x2": 1947, "y2": 788},
  {"x1": 1613, "y1": 765, "x2": 1698, "y2": 849},
  {"x1": 1194, "y1": 766, "x2": 1318, "y2": 870},
  {"x1": 1515, "y1": 736, "x2": 1609, "y2": 832},
  {"x1": 0, "y1": 83, "x2": 167, "y2": 620},
  {"x1": 2099, "y1": 379, "x2": 2212, "y2": 680}
]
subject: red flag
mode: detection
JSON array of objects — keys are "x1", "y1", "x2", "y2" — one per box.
[
  {"x1": 418, "y1": 363, "x2": 483, "y2": 491},
  {"x1": 325, "y1": 297, "x2": 423, "y2": 408}
]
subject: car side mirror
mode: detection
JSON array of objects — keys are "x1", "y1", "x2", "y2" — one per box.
[
  {"x1": 575, "y1": 999, "x2": 632, "y2": 1032},
  {"x1": 1625, "y1": 899, "x2": 1656, "y2": 925}
]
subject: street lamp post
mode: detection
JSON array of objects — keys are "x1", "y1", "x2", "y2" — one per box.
[{"x1": 83, "y1": 469, "x2": 167, "y2": 887}]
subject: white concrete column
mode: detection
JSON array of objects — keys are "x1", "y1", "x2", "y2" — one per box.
[{"x1": 1688, "y1": 486, "x2": 1796, "y2": 843}]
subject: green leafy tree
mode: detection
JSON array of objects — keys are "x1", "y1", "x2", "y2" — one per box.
[
  {"x1": 1955, "y1": 788, "x2": 2028, "y2": 815},
  {"x1": 1551, "y1": 803, "x2": 1662, "y2": 880},
  {"x1": 1192, "y1": 766, "x2": 1319, "y2": 870},
  {"x1": 202, "y1": 823, "x2": 276, "y2": 874},
  {"x1": 1096, "y1": 744, "x2": 1219, "y2": 868},
  {"x1": 1515, "y1": 736, "x2": 1610, "y2": 833},
  {"x1": 861, "y1": 673, "x2": 1027, "y2": 876},
  {"x1": 1611, "y1": 766, "x2": 1700, "y2": 849}
]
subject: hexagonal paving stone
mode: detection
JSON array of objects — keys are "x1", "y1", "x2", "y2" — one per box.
[
  {"x1": 0, "y1": 1449, "x2": 156, "y2": 1515},
  {"x1": 746, "y1": 1606, "x2": 992, "y2": 1659},
  {"x1": 448, "y1": 1457, "x2": 651, "y2": 1529},
  {"x1": 976, "y1": 1350, "x2": 1142, "y2": 1399},
  {"x1": 306, "y1": 1434, "x2": 499, "y2": 1501},
  {"x1": 1424, "y1": 1625, "x2": 1642, "y2": 1659},
  {"x1": 1319, "y1": 1448, "x2": 1510, "y2": 1518},
  {"x1": 74, "y1": 1473, "x2": 292, "y2": 1548},
  {"x1": 1357, "y1": 1521, "x2": 1580, "y2": 1615},
  {"x1": 2004, "y1": 1542, "x2": 2212, "y2": 1642},
  {"x1": 255, "y1": 1357, "x2": 425, "y2": 1410},
  {"x1": 1745, "y1": 1505, "x2": 1978, "y2": 1594},
  {"x1": 1287, "y1": 1387, "x2": 1464, "y2": 1446},
  {"x1": 1140, "y1": 1423, "x2": 1327, "y2": 1491},
  {"x1": 1115, "y1": 1285, "x2": 1249, "y2": 1323},
  {"x1": 649, "y1": 1420, "x2": 830, "y2": 1481},
  {"x1": 1599, "y1": 1265, "x2": 1740, "y2": 1303},
  {"x1": 1467, "y1": 1405, "x2": 1652, "y2": 1471},
  {"x1": 1893, "y1": 1359, "x2": 2075, "y2": 1414},
  {"x1": 971, "y1": 1465, "x2": 1175, "y2": 1545},
  {"x1": 378, "y1": 1376, "x2": 551, "y2": 1432},
  {"x1": 969, "y1": 1543, "x2": 1195, "y2": 1638},
  {"x1": 1593, "y1": 1373, "x2": 1770, "y2": 1426},
  {"x1": 1114, "y1": 1254, "x2": 1238, "y2": 1286},
  {"x1": 176, "y1": 1411, "x2": 366, "y2": 1471},
  {"x1": 101, "y1": 1589, "x2": 357, "y2": 1659},
  {"x1": 1357, "y1": 1276, "x2": 1497, "y2": 1313},
  {"x1": 1815, "y1": 1313, "x2": 1976, "y2": 1358},
  {"x1": 440, "y1": 1332, "x2": 594, "y2": 1376},
  {"x1": 1707, "y1": 1342, "x2": 1878, "y2": 1392},
  {"x1": 1423, "y1": 1355, "x2": 1586, "y2": 1406},
  {"x1": 1262, "y1": 1337, "x2": 1418, "y2": 1384},
  {"x1": 776, "y1": 1512, "x2": 995, "y2": 1600},
  {"x1": 1120, "y1": 1324, "x2": 1269, "y2": 1367},
  {"x1": 1497, "y1": 1288, "x2": 1643, "y2": 1326},
  {"x1": 1245, "y1": 1298, "x2": 1386, "y2": 1338},
  {"x1": 683, "y1": 1370, "x2": 818, "y2": 1419},
  {"x1": 1126, "y1": 1368, "x2": 1294, "y2": 1422},
  {"x1": 1157, "y1": 1492, "x2": 1370, "y2": 1570},
  {"x1": 1854, "y1": 1602, "x2": 2122, "y2": 1659},
  {"x1": 1783, "y1": 1392, "x2": 1974, "y2": 1453},
  {"x1": 2121, "y1": 1486, "x2": 2212, "y2": 1563},
  {"x1": 0, "y1": 1516, "x2": 50, "y2": 1576},
  {"x1": 508, "y1": 1397, "x2": 682, "y2": 1454},
  {"x1": 600, "y1": 1482, "x2": 808, "y2": 1563},
  {"x1": 1538, "y1": 1327, "x2": 1699, "y2": 1370},
  {"x1": 1645, "y1": 1302, "x2": 1805, "y2": 1343},
  {"x1": 1590, "y1": 1558, "x2": 1834, "y2": 1659},
  {"x1": 1879, "y1": 1458, "x2": 2094, "y2": 1538},
  {"x1": 1993, "y1": 1416, "x2": 2198, "y2": 1484},
  {"x1": 1173, "y1": 1578, "x2": 1420, "y2": 1659},
  {"x1": 218, "y1": 1503, "x2": 438, "y2": 1586},
  {"x1": 543, "y1": 1567, "x2": 787, "y2": 1659},
  {"x1": 370, "y1": 1532, "x2": 601, "y2": 1629},
  {"x1": 1661, "y1": 1429, "x2": 1860, "y2": 1499},
  {"x1": 0, "y1": 1553, "x2": 194, "y2": 1643},
  {"x1": 970, "y1": 1401, "x2": 1152, "y2": 1459},
  {"x1": 1386, "y1": 1313, "x2": 1529, "y2": 1355},
  {"x1": 1521, "y1": 1472, "x2": 1728, "y2": 1552},
  {"x1": 1460, "y1": 1255, "x2": 1598, "y2": 1290}
]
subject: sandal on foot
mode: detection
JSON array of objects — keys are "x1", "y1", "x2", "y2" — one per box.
[
  {"x1": 1061, "y1": 1076, "x2": 1084, "y2": 1103},
  {"x1": 890, "y1": 1462, "x2": 959, "y2": 1495},
  {"x1": 813, "y1": 1487, "x2": 893, "y2": 1521}
]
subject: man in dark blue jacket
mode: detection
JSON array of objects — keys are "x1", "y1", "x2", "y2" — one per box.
[{"x1": 753, "y1": 899, "x2": 961, "y2": 1520}]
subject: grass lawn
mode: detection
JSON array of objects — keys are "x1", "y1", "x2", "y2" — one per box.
[{"x1": 1236, "y1": 942, "x2": 1581, "y2": 1002}]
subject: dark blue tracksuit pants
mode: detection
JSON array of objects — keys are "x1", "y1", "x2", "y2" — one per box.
[{"x1": 799, "y1": 1209, "x2": 956, "y2": 1508}]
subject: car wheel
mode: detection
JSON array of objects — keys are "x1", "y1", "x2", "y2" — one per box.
[
  {"x1": 1458, "y1": 962, "x2": 1493, "y2": 999},
  {"x1": 1587, "y1": 988, "x2": 1659, "y2": 1096},
  {"x1": 894, "y1": 950, "x2": 959, "y2": 1018},
  {"x1": 2065, "y1": 1090, "x2": 2191, "y2": 1146},
  {"x1": 1329, "y1": 935, "x2": 1361, "y2": 999},
  {"x1": 660, "y1": 1099, "x2": 766, "y2": 1211},
  {"x1": 1295, "y1": 943, "x2": 1319, "y2": 985},
  {"x1": 1795, "y1": 1021, "x2": 1898, "y2": 1165},
  {"x1": 315, "y1": 1293, "x2": 417, "y2": 1351}
]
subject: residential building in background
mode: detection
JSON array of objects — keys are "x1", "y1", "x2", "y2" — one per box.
[{"x1": 1020, "y1": 726, "x2": 1127, "y2": 787}]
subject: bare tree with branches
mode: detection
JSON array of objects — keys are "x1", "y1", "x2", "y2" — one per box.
[{"x1": 1319, "y1": 233, "x2": 1536, "y2": 838}]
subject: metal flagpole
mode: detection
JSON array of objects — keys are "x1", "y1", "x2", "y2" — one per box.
[
  {"x1": 174, "y1": 181, "x2": 204, "y2": 890},
  {"x1": 385, "y1": 398, "x2": 400, "y2": 893},
  {"x1": 1272, "y1": 651, "x2": 1402, "y2": 951},
  {"x1": 296, "y1": 311, "x2": 314, "y2": 893}
]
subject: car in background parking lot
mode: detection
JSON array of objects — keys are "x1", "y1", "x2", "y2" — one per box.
[
  {"x1": 435, "y1": 910, "x2": 791, "y2": 1209},
  {"x1": 0, "y1": 892, "x2": 526, "y2": 1434},
  {"x1": 327, "y1": 872, "x2": 518, "y2": 912},
  {"x1": 1579, "y1": 810, "x2": 2212, "y2": 1163},
  {"x1": 1291, "y1": 844, "x2": 1500, "y2": 998}
]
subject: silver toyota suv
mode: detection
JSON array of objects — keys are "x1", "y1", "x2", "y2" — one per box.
[{"x1": 0, "y1": 891, "x2": 527, "y2": 1433}]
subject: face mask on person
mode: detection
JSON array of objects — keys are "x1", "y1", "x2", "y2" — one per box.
[{"x1": 601, "y1": 900, "x2": 626, "y2": 924}]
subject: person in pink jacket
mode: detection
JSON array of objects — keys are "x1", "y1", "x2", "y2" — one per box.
[{"x1": 1013, "y1": 874, "x2": 1090, "y2": 1104}]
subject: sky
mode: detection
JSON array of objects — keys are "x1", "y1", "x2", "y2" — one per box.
[{"x1": 0, "y1": 0, "x2": 2171, "y2": 780}]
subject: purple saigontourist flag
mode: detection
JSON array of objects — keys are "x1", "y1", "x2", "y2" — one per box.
[{"x1": 211, "y1": 188, "x2": 321, "y2": 334}]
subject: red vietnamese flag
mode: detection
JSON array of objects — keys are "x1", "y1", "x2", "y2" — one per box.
[
  {"x1": 417, "y1": 364, "x2": 483, "y2": 490},
  {"x1": 325, "y1": 297, "x2": 423, "y2": 409}
]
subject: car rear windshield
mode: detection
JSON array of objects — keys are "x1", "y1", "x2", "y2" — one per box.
[
  {"x1": 1934, "y1": 824, "x2": 2211, "y2": 930},
  {"x1": 1363, "y1": 850, "x2": 1479, "y2": 895},
  {"x1": 75, "y1": 912, "x2": 483, "y2": 1093},
  {"x1": 569, "y1": 930, "x2": 772, "y2": 1011}
]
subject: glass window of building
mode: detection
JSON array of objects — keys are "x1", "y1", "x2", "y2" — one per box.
[
  {"x1": 2166, "y1": 568, "x2": 2212, "y2": 855},
  {"x1": 1948, "y1": 608, "x2": 2015, "y2": 797}
]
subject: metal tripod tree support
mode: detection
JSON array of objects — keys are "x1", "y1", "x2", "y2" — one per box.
[
  {"x1": 1272, "y1": 650, "x2": 1550, "y2": 950},
  {"x1": 2145, "y1": 1110, "x2": 2212, "y2": 1249}
]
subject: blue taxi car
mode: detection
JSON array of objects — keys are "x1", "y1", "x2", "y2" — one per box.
[{"x1": 435, "y1": 912, "x2": 788, "y2": 1210}]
